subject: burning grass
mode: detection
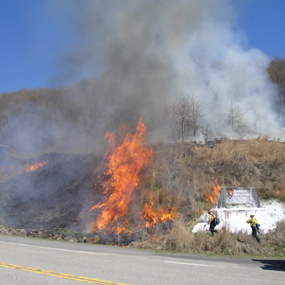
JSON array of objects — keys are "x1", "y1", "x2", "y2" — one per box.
[
  {"x1": 0, "y1": 132, "x2": 284, "y2": 257},
  {"x1": 88, "y1": 119, "x2": 154, "y2": 233},
  {"x1": 88, "y1": 119, "x2": 177, "y2": 235},
  {"x1": 142, "y1": 139, "x2": 285, "y2": 214},
  {"x1": 89, "y1": 137, "x2": 285, "y2": 253},
  {"x1": 128, "y1": 138, "x2": 285, "y2": 257}
]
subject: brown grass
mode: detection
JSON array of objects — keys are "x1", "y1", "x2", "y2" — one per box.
[
  {"x1": 131, "y1": 139, "x2": 285, "y2": 256},
  {"x1": 130, "y1": 220, "x2": 285, "y2": 257},
  {"x1": 139, "y1": 139, "x2": 285, "y2": 214}
]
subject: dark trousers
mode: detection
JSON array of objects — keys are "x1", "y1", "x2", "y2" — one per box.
[
  {"x1": 209, "y1": 222, "x2": 217, "y2": 236},
  {"x1": 251, "y1": 226, "x2": 260, "y2": 243}
]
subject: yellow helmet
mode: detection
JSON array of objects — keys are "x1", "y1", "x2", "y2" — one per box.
[{"x1": 250, "y1": 213, "x2": 254, "y2": 217}]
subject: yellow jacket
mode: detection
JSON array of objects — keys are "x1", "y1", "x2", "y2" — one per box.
[
  {"x1": 246, "y1": 217, "x2": 258, "y2": 227},
  {"x1": 208, "y1": 213, "x2": 216, "y2": 223}
]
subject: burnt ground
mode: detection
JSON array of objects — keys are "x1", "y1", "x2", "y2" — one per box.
[
  {"x1": 0, "y1": 153, "x2": 104, "y2": 232},
  {"x1": 0, "y1": 152, "x2": 178, "y2": 246}
]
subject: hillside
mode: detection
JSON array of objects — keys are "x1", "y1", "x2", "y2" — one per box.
[{"x1": 0, "y1": 139, "x2": 284, "y2": 256}]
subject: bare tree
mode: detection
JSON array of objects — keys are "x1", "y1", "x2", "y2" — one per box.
[
  {"x1": 267, "y1": 57, "x2": 285, "y2": 112},
  {"x1": 225, "y1": 102, "x2": 246, "y2": 135},
  {"x1": 188, "y1": 95, "x2": 203, "y2": 141},
  {"x1": 201, "y1": 124, "x2": 213, "y2": 143},
  {"x1": 267, "y1": 57, "x2": 285, "y2": 125},
  {"x1": 173, "y1": 96, "x2": 190, "y2": 142}
]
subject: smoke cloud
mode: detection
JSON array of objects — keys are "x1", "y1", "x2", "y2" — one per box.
[
  {"x1": 50, "y1": 0, "x2": 284, "y2": 145},
  {"x1": 2, "y1": 0, "x2": 284, "y2": 232}
]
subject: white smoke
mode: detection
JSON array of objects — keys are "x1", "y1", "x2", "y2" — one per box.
[
  {"x1": 50, "y1": 0, "x2": 284, "y2": 144},
  {"x1": 192, "y1": 200, "x2": 285, "y2": 234}
]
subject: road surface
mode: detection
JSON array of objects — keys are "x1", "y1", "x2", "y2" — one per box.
[{"x1": 0, "y1": 235, "x2": 284, "y2": 284}]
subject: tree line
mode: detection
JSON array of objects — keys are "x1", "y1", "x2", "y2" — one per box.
[
  {"x1": 0, "y1": 57, "x2": 284, "y2": 154},
  {"x1": 168, "y1": 57, "x2": 285, "y2": 143},
  {"x1": 169, "y1": 94, "x2": 249, "y2": 143}
]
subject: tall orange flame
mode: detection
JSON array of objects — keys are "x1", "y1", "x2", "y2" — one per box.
[
  {"x1": 208, "y1": 181, "x2": 220, "y2": 204},
  {"x1": 89, "y1": 118, "x2": 153, "y2": 232}
]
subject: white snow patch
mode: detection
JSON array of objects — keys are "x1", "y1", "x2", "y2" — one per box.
[{"x1": 192, "y1": 200, "x2": 285, "y2": 235}]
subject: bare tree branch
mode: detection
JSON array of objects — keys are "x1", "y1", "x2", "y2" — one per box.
[
  {"x1": 201, "y1": 124, "x2": 213, "y2": 143},
  {"x1": 225, "y1": 102, "x2": 246, "y2": 136},
  {"x1": 188, "y1": 94, "x2": 203, "y2": 141},
  {"x1": 173, "y1": 96, "x2": 190, "y2": 142}
]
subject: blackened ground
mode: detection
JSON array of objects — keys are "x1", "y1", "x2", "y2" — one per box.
[
  {"x1": 0, "y1": 153, "x2": 104, "y2": 231},
  {"x1": 0, "y1": 153, "x2": 177, "y2": 246}
]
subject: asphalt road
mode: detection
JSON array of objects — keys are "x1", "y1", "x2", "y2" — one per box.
[{"x1": 0, "y1": 235, "x2": 284, "y2": 284}]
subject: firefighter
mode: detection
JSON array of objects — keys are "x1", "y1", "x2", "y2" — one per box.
[
  {"x1": 207, "y1": 209, "x2": 217, "y2": 237},
  {"x1": 246, "y1": 213, "x2": 260, "y2": 243}
]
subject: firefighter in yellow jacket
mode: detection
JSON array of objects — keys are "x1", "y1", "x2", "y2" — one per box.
[
  {"x1": 207, "y1": 209, "x2": 218, "y2": 237},
  {"x1": 246, "y1": 213, "x2": 260, "y2": 243}
]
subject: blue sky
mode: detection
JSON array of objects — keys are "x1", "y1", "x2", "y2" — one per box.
[
  {"x1": 0, "y1": 0, "x2": 285, "y2": 93},
  {"x1": 236, "y1": 0, "x2": 285, "y2": 58}
]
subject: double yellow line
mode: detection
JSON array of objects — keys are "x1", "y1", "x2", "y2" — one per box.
[{"x1": 0, "y1": 262, "x2": 130, "y2": 284}]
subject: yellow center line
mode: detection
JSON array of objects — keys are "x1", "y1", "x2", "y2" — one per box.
[{"x1": 0, "y1": 262, "x2": 131, "y2": 285}]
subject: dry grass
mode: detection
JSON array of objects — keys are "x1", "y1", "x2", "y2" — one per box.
[
  {"x1": 193, "y1": 139, "x2": 285, "y2": 199},
  {"x1": 130, "y1": 220, "x2": 285, "y2": 257},
  {"x1": 165, "y1": 218, "x2": 194, "y2": 252},
  {"x1": 131, "y1": 139, "x2": 285, "y2": 256},
  {"x1": 140, "y1": 139, "x2": 285, "y2": 214}
]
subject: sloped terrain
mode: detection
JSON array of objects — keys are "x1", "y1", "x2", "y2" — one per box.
[
  {"x1": 0, "y1": 140, "x2": 284, "y2": 256},
  {"x1": 0, "y1": 153, "x2": 103, "y2": 232}
]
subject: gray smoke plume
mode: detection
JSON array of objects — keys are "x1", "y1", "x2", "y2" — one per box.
[
  {"x1": 2, "y1": 0, "x2": 284, "y2": 232},
  {"x1": 49, "y1": 0, "x2": 284, "y2": 145}
]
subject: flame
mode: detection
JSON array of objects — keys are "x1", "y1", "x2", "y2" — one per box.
[
  {"x1": 140, "y1": 200, "x2": 177, "y2": 228},
  {"x1": 208, "y1": 181, "x2": 220, "y2": 204},
  {"x1": 26, "y1": 160, "x2": 48, "y2": 172},
  {"x1": 103, "y1": 130, "x2": 116, "y2": 159},
  {"x1": 207, "y1": 195, "x2": 214, "y2": 204},
  {"x1": 18, "y1": 160, "x2": 48, "y2": 174},
  {"x1": 89, "y1": 118, "x2": 153, "y2": 232},
  {"x1": 104, "y1": 219, "x2": 131, "y2": 235}
]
